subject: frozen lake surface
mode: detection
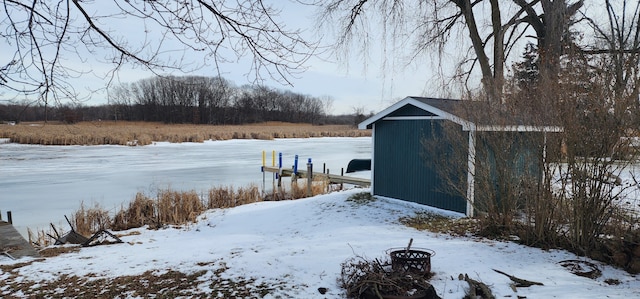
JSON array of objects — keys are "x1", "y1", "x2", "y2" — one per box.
[{"x1": 1, "y1": 137, "x2": 371, "y2": 237}]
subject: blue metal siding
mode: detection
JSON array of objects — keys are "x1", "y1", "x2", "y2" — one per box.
[
  {"x1": 474, "y1": 131, "x2": 544, "y2": 210},
  {"x1": 373, "y1": 119, "x2": 467, "y2": 213}
]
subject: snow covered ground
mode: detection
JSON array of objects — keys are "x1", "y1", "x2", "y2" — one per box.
[
  {"x1": 1, "y1": 188, "x2": 638, "y2": 298},
  {"x1": 2, "y1": 137, "x2": 640, "y2": 298}
]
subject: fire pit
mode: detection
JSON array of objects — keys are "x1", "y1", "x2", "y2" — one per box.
[{"x1": 387, "y1": 239, "x2": 435, "y2": 276}]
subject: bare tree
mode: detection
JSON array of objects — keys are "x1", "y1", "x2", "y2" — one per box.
[
  {"x1": 581, "y1": 0, "x2": 640, "y2": 127},
  {"x1": 1, "y1": 0, "x2": 317, "y2": 119},
  {"x1": 317, "y1": 0, "x2": 584, "y2": 102}
]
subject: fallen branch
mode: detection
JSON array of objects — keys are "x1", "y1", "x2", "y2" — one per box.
[{"x1": 493, "y1": 269, "x2": 544, "y2": 287}]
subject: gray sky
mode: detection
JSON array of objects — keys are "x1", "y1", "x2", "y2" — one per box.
[
  {"x1": 99, "y1": 1, "x2": 438, "y2": 115},
  {"x1": 2, "y1": 1, "x2": 441, "y2": 115},
  {"x1": 9, "y1": 1, "x2": 613, "y2": 115}
]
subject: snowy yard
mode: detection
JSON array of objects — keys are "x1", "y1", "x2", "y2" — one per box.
[{"x1": 1, "y1": 188, "x2": 638, "y2": 298}]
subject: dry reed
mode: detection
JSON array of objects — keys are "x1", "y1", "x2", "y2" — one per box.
[
  {"x1": 0, "y1": 121, "x2": 370, "y2": 145},
  {"x1": 289, "y1": 177, "x2": 330, "y2": 199},
  {"x1": 112, "y1": 193, "x2": 157, "y2": 231},
  {"x1": 33, "y1": 179, "x2": 338, "y2": 247},
  {"x1": 156, "y1": 190, "x2": 204, "y2": 225},
  {"x1": 207, "y1": 185, "x2": 263, "y2": 208},
  {"x1": 72, "y1": 202, "x2": 111, "y2": 237}
]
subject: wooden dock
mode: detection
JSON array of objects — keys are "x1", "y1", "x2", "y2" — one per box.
[
  {"x1": 262, "y1": 166, "x2": 371, "y2": 187},
  {"x1": 0, "y1": 221, "x2": 40, "y2": 259}
]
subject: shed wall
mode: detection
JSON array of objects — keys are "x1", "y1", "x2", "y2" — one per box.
[
  {"x1": 373, "y1": 119, "x2": 467, "y2": 213},
  {"x1": 473, "y1": 131, "x2": 545, "y2": 211}
]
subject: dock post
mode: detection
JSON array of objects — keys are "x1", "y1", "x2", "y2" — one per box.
[
  {"x1": 307, "y1": 158, "x2": 313, "y2": 197},
  {"x1": 293, "y1": 155, "x2": 299, "y2": 180},
  {"x1": 7, "y1": 211, "x2": 12, "y2": 224},
  {"x1": 277, "y1": 153, "x2": 283, "y2": 192}
]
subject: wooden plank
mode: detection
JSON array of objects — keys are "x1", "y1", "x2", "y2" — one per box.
[
  {"x1": 0, "y1": 221, "x2": 40, "y2": 259},
  {"x1": 262, "y1": 166, "x2": 370, "y2": 187}
]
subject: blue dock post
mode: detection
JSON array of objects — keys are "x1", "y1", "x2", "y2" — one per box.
[
  {"x1": 306, "y1": 158, "x2": 313, "y2": 196},
  {"x1": 277, "y1": 152, "x2": 283, "y2": 179}
]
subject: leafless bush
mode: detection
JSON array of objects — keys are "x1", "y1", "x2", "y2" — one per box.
[{"x1": 420, "y1": 54, "x2": 640, "y2": 272}]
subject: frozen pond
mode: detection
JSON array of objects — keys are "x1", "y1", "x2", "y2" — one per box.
[{"x1": 1, "y1": 137, "x2": 371, "y2": 237}]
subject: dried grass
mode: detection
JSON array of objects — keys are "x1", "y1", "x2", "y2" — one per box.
[
  {"x1": 112, "y1": 193, "x2": 158, "y2": 231},
  {"x1": 157, "y1": 189, "x2": 204, "y2": 225},
  {"x1": 0, "y1": 121, "x2": 370, "y2": 145},
  {"x1": 0, "y1": 262, "x2": 305, "y2": 298},
  {"x1": 289, "y1": 177, "x2": 330, "y2": 199},
  {"x1": 31, "y1": 175, "x2": 337, "y2": 247},
  {"x1": 72, "y1": 202, "x2": 112, "y2": 237},
  {"x1": 207, "y1": 185, "x2": 263, "y2": 208}
]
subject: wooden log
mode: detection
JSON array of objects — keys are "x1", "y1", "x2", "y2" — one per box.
[{"x1": 493, "y1": 269, "x2": 544, "y2": 287}]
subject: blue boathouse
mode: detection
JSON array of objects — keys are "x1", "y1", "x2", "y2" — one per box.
[{"x1": 359, "y1": 97, "x2": 562, "y2": 216}]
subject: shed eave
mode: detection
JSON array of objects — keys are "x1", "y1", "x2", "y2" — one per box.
[
  {"x1": 471, "y1": 125, "x2": 564, "y2": 132},
  {"x1": 358, "y1": 97, "x2": 470, "y2": 129}
]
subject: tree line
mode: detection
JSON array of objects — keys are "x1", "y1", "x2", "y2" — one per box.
[{"x1": 0, "y1": 75, "x2": 357, "y2": 125}]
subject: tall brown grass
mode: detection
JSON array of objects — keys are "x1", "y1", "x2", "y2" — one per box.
[
  {"x1": 32, "y1": 181, "x2": 340, "y2": 247},
  {"x1": 72, "y1": 202, "x2": 112, "y2": 237},
  {"x1": 112, "y1": 193, "x2": 157, "y2": 231},
  {"x1": 207, "y1": 185, "x2": 263, "y2": 208},
  {"x1": 157, "y1": 190, "x2": 204, "y2": 225},
  {"x1": 289, "y1": 177, "x2": 331, "y2": 199},
  {"x1": 1, "y1": 121, "x2": 370, "y2": 145}
]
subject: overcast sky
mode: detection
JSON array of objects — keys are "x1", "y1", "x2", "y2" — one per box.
[
  {"x1": 1, "y1": 1, "x2": 456, "y2": 115},
  {"x1": 8, "y1": 1, "x2": 612, "y2": 115},
  {"x1": 109, "y1": 1, "x2": 443, "y2": 115}
]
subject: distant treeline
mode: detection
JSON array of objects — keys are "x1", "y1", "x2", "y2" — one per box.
[{"x1": 1, "y1": 76, "x2": 366, "y2": 125}]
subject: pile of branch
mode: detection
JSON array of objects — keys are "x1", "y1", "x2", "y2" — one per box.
[{"x1": 339, "y1": 256, "x2": 440, "y2": 299}]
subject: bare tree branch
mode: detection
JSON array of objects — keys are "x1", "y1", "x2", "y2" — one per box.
[{"x1": 1, "y1": 0, "x2": 317, "y2": 107}]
